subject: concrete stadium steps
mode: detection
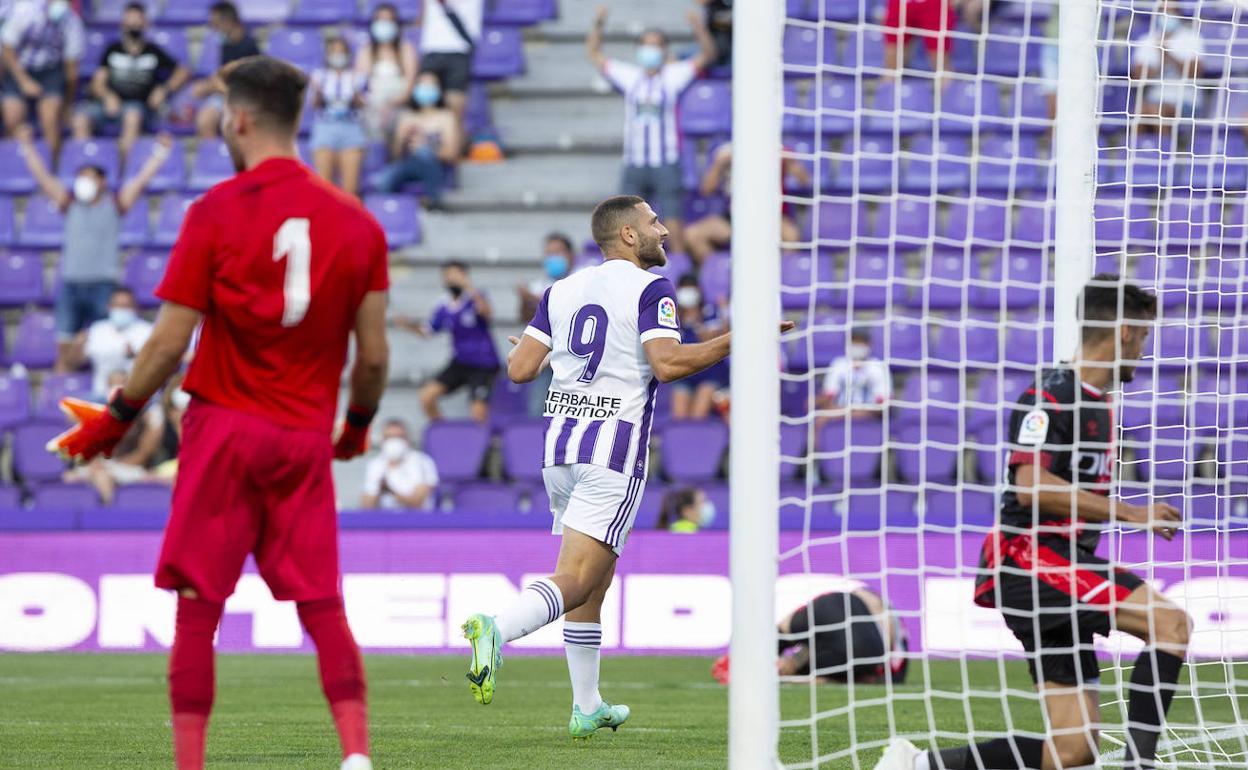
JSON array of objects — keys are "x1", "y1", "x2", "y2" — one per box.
[
  {"x1": 445, "y1": 153, "x2": 623, "y2": 210},
  {"x1": 400, "y1": 209, "x2": 593, "y2": 263},
  {"x1": 489, "y1": 94, "x2": 625, "y2": 152}
]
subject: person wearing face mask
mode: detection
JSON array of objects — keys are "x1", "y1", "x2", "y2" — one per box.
[
  {"x1": 72, "y1": 2, "x2": 189, "y2": 161},
  {"x1": 417, "y1": 0, "x2": 482, "y2": 147},
  {"x1": 586, "y1": 6, "x2": 717, "y2": 254},
  {"x1": 670, "y1": 274, "x2": 728, "y2": 419},
  {"x1": 0, "y1": 0, "x2": 85, "y2": 161},
  {"x1": 1133, "y1": 0, "x2": 1202, "y2": 140},
  {"x1": 656, "y1": 486, "x2": 715, "y2": 533},
  {"x1": 359, "y1": 419, "x2": 440, "y2": 510},
  {"x1": 80, "y1": 287, "x2": 154, "y2": 398},
  {"x1": 369, "y1": 71, "x2": 460, "y2": 208},
  {"x1": 355, "y1": 2, "x2": 418, "y2": 139},
  {"x1": 815, "y1": 327, "x2": 892, "y2": 427},
  {"x1": 518, "y1": 233, "x2": 577, "y2": 416},
  {"x1": 310, "y1": 36, "x2": 369, "y2": 198},
  {"x1": 190, "y1": 2, "x2": 260, "y2": 139},
  {"x1": 14, "y1": 123, "x2": 172, "y2": 372}
]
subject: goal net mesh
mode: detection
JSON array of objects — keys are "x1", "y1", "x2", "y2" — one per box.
[{"x1": 767, "y1": 0, "x2": 1248, "y2": 766}]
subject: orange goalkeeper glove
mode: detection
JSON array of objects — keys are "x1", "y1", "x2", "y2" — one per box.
[
  {"x1": 333, "y1": 404, "x2": 375, "y2": 460},
  {"x1": 47, "y1": 391, "x2": 147, "y2": 463}
]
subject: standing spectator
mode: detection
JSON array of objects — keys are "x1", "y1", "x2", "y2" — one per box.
[
  {"x1": 80, "y1": 286, "x2": 153, "y2": 398},
  {"x1": 699, "y1": 0, "x2": 732, "y2": 70},
  {"x1": 14, "y1": 125, "x2": 172, "y2": 371},
  {"x1": 72, "y1": 2, "x2": 189, "y2": 162},
  {"x1": 1039, "y1": 6, "x2": 1059, "y2": 129},
  {"x1": 309, "y1": 35, "x2": 369, "y2": 198},
  {"x1": 359, "y1": 419, "x2": 439, "y2": 510},
  {"x1": 355, "y1": 2, "x2": 418, "y2": 139},
  {"x1": 1133, "y1": 0, "x2": 1202, "y2": 140},
  {"x1": 815, "y1": 327, "x2": 891, "y2": 426},
  {"x1": 670, "y1": 274, "x2": 728, "y2": 419},
  {"x1": 586, "y1": 6, "x2": 717, "y2": 253},
  {"x1": 369, "y1": 71, "x2": 460, "y2": 208},
  {"x1": 1, "y1": 0, "x2": 84, "y2": 161},
  {"x1": 656, "y1": 486, "x2": 715, "y2": 533},
  {"x1": 881, "y1": 0, "x2": 957, "y2": 79},
  {"x1": 189, "y1": 1, "x2": 260, "y2": 138},
  {"x1": 517, "y1": 232, "x2": 575, "y2": 415},
  {"x1": 406, "y1": 261, "x2": 500, "y2": 422},
  {"x1": 419, "y1": 0, "x2": 481, "y2": 144}
]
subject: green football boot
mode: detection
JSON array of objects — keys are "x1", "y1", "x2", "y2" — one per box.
[
  {"x1": 568, "y1": 701, "x2": 631, "y2": 741},
  {"x1": 462, "y1": 614, "x2": 502, "y2": 705}
]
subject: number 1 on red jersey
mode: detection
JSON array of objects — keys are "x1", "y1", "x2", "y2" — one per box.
[{"x1": 273, "y1": 218, "x2": 311, "y2": 327}]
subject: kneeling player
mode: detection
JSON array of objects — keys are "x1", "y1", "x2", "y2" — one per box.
[{"x1": 877, "y1": 276, "x2": 1190, "y2": 770}]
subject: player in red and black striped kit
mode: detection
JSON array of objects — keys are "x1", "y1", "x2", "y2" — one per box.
[{"x1": 876, "y1": 277, "x2": 1191, "y2": 770}]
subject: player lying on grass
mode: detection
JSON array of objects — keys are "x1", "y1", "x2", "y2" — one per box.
[
  {"x1": 460, "y1": 194, "x2": 793, "y2": 740},
  {"x1": 711, "y1": 587, "x2": 910, "y2": 686},
  {"x1": 49, "y1": 56, "x2": 390, "y2": 770},
  {"x1": 876, "y1": 275, "x2": 1190, "y2": 770}
]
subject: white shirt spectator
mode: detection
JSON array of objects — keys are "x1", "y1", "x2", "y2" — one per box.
[
  {"x1": 420, "y1": 0, "x2": 482, "y2": 54},
  {"x1": 821, "y1": 356, "x2": 891, "y2": 409},
  {"x1": 363, "y1": 449, "x2": 440, "y2": 510},
  {"x1": 602, "y1": 58, "x2": 700, "y2": 168},
  {"x1": 83, "y1": 316, "x2": 153, "y2": 396},
  {"x1": 1135, "y1": 18, "x2": 1202, "y2": 109},
  {"x1": 1, "y1": 0, "x2": 84, "y2": 71}
]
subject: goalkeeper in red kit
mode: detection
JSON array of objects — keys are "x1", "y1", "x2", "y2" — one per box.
[{"x1": 50, "y1": 57, "x2": 390, "y2": 770}]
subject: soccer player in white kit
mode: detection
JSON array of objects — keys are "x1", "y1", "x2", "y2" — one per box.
[{"x1": 462, "y1": 195, "x2": 790, "y2": 739}]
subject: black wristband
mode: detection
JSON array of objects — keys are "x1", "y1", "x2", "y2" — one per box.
[
  {"x1": 345, "y1": 405, "x2": 376, "y2": 429},
  {"x1": 108, "y1": 391, "x2": 145, "y2": 422}
]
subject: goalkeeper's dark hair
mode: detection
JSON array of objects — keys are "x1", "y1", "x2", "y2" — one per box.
[
  {"x1": 1079, "y1": 273, "x2": 1157, "y2": 344},
  {"x1": 221, "y1": 56, "x2": 308, "y2": 134},
  {"x1": 591, "y1": 195, "x2": 646, "y2": 251}
]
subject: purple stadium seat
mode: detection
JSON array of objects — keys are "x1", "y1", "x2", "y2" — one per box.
[
  {"x1": 291, "y1": 0, "x2": 360, "y2": 24},
  {"x1": 895, "y1": 370, "x2": 961, "y2": 427},
  {"x1": 13, "y1": 421, "x2": 67, "y2": 484},
  {"x1": 148, "y1": 27, "x2": 190, "y2": 67},
  {"x1": 831, "y1": 489, "x2": 919, "y2": 531},
  {"x1": 783, "y1": 313, "x2": 848, "y2": 372},
  {"x1": 864, "y1": 79, "x2": 934, "y2": 134},
  {"x1": 113, "y1": 483, "x2": 174, "y2": 511},
  {"x1": 811, "y1": 199, "x2": 865, "y2": 244},
  {"x1": 782, "y1": 24, "x2": 832, "y2": 72},
  {"x1": 975, "y1": 249, "x2": 1048, "y2": 309},
  {"x1": 0, "y1": 251, "x2": 44, "y2": 306},
  {"x1": 837, "y1": 248, "x2": 904, "y2": 310},
  {"x1": 195, "y1": 30, "x2": 224, "y2": 75},
  {"x1": 933, "y1": 313, "x2": 1001, "y2": 367},
  {"x1": 942, "y1": 199, "x2": 1008, "y2": 245},
  {"x1": 0, "y1": 140, "x2": 37, "y2": 193},
  {"x1": 364, "y1": 194, "x2": 421, "y2": 248},
  {"x1": 838, "y1": 28, "x2": 886, "y2": 72},
  {"x1": 90, "y1": 0, "x2": 158, "y2": 24},
  {"x1": 1013, "y1": 81, "x2": 1053, "y2": 133},
  {"x1": 893, "y1": 422, "x2": 959, "y2": 484},
  {"x1": 152, "y1": 194, "x2": 195, "y2": 248},
  {"x1": 10, "y1": 310, "x2": 57, "y2": 368},
  {"x1": 1135, "y1": 426, "x2": 1198, "y2": 482},
  {"x1": 829, "y1": 136, "x2": 896, "y2": 194},
  {"x1": 238, "y1": 0, "x2": 291, "y2": 23},
  {"x1": 34, "y1": 373, "x2": 94, "y2": 419},
  {"x1": 0, "y1": 485, "x2": 19, "y2": 509},
  {"x1": 822, "y1": 0, "x2": 875, "y2": 22},
  {"x1": 79, "y1": 27, "x2": 110, "y2": 80},
  {"x1": 816, "y1": 418, "x2": 883, "y2": 488},
  {"x1": 472, "y1": 27, "x2": 525, "y2": 79},
  {"x1": 464, "y1": 83, "x2": 493, "y2": 137},
  {"x1": 976, "y1": 136, "x2": 1047, "y2": 193},
  {"x1": 781, "y1": 252, "x2": 836, "y2": 310},
  {"x1": 489, "y1": 379, "x2": 531, "y2": 428},
  {"x1": 424, "y1": 420, "x2": 490, "y2": 482},
  {"x1": 652, "y1": 250, "x2": 694, "y2": 286},
  {"x1": 58, "y1": 139, "x2": 121, "y2": 187},
  {"x1": 870, "y1": 197, "x2": 933, "y2": 245},
  {"x1": 1001, "y1": 324, "x2": 1055, "y2": 368},
  {"x1": 939, "y1": 80, "x2": 1007, "y2": 134},
  {"x1": 118, "y1": 199, "x2": 151, "y2": 248},
  {"x1": 1094, "y1": 199, "x2": 1156, "y2": 247},
  {"x1": 188, "y1": 139, "x2": 235, "y2": 191},
  {"x1": 660, "y1": 421, "x2": 728, "y2": 481},
  {"x1": 500, "y1": 421, "x2": 545, "y2": 483},
  {"x1": 818, "y1": 78, "x2": 859, "y2": 135},
  {"x1": 876, "y1": 312, "x2": 925, "y2": 365},
  {"x1": 901, "y1": 136, "x2": 971, "y2": 194},
  {"x1": 17, "y1": 195, "x2": 65, "y2": 248},
  {"x1": 123, "y1": 137, "x2": 187, "y2": 192},
  {"x1": 0, "y1": 375, "x2": 31, "y2": 430},
  {"x1": 922, "y1": 488, "x2": 996, "y2": 529},
  {"x1": 780, "y1": 422, "x2": 807, "y2": 480},
  {"x1": 0, "y1": 504, "x2": 76, "y2": 531},
  {"x1": 453, "y1": 483, "x2": 522, "y2": 512},
  {"x1": 1220, "y1": 432, "x2": 1248, "y2": 495},
  {"x1": 679, "y1": 81, "x2": 732, "y2": 136},
  {"x1": 359, "y1": 0, "x2": 422, "y2": 22},
  {"x1": 968, "y1": 371, "x2": 1032, "y2": 432},
  {"x1": 911, "y1": 247, "x2": 976, "y2": 310},
  {"x1": 34, "y1": 482, "x2": 100, "y2": 512},
  {"x1": 123, "y1": 252, "x2": 168, "y2": 308},
  {"x1": 1160, "y1": 197, "x2": 1214, "y2": 246},
  {"x1": 267, "y1": 29, "x2": 322, "y2": 73},
  {"x1": 699, "y1": 251, "x2": 732, "y2": 306},
  {"x1": 485, "y1": 0, "x2": 553, "y2": 24}
]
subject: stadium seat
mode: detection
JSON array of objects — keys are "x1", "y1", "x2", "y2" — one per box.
[
  {"x1": 1001, "y1": 324, "x2": 1054, "y2": 368},
  {"x1": 809, "y1": 198, "x2": 865, "y2": 245},
  {"x1": 910, "y1": 247, "x2": 976, "y2": 311},
  {"x1": 679, "y1": 81, "x2": 732, "y2": 136},
  {"x1": 817, "y1": 78, "x2": 859, "y2": 135},
  {"x1": 699, "y1": 251, "x2": 731, "y2": 306},
  {"x1": 423, "y1": 420, "x2": 491, "y2": 482},
  {"x1": 195, "y1": 30, "x2": 224, "y2": 76},
  {"x1": 239, "y1": 0, "x2": 291, "y2": 23},
  {"x1": 12, "y1": 421, "x2": 67, "y2": 484},
  {"x1": 779, "y1": 422, "x2": 807, "y2": 480},
  {"x1": 484, "y1": 0, "x2": 555, "y2": 25},
  {"x1": 267, "y1": 29, "x2": 323, "y2": 72},
  {"x1": 488, "y1": 378, "x2": 530, "y2": 429},
  {"x1": 976, "y1": 136, "x2": 1047, "y2": 193},
  {"x1": 57, "y1": 139, "x2": 121, "y2": 187},
  {"x1": 874, "y1": 312, "x2": 925, "y2": 365},
  {"x1": 17, "y1": 195, "x2": 66, "y2": 248},
  {"x1": 863, "y1": 79, "x2": 934, "y2": 135},
  {"x1": 364, "y1": 194, "x2": 421, "y2": 248},
  {"x1": 149, "y1": 27, "x2": 190, "y2": 68},
  {"x1": 0, "y1": 140, "x2": 37, "y2": 193},
  {"x1": 152, "y1": 194, "x2": 195, "y2": 248},
  {"x1": 838, "y1": 29, "x2": 886, "y2": 72},
  {"x1": 922, "y1": 488, "x2": 996, "y2": 530},
  {"x1": 835, "y1": 248, "x2": 904, "y2": 310},
  {"x1": 901, "y1": 136, "x2": 971, "y2": 194},
  {"x1": 659, "y1": 421, "x2": 728, "y2": 481},
  {"x1": 1012, "y1": 81, "x2": 1053, "y2": 133},
  {"x1": 119, "y1": 199, "x2": 151, "y2": 248},
  {"x1": 938, "y1": 80, "x2": 1007, "y2": 134},
  {"x1": 895, "y1": 370, "x2": 961, "y2": 427},
  {"x1": 91, "y1": 0, "x2": 158, "y2": 24},
  {"x1": 780, "y1": 252, "x2": 836, "y2": 310},
  {"x1": 842, "y1": 489, "x2": 919, "y2": 531},
  {"x1": 893, "y1": 422, "x2": 960, "y2": 484},
  {"x1": 782, "y1": 313, "x2": 848, "y2": 372},
  {"x1": 0, "y1": 375, "x2": 32, "y2": 430},
  {"x1": 500, "y1": 420, "x2": 545, "y2": 483},
  {"x1": 0, "y1": 251, "x2": 44, "y2": 306},
  {"x1": 932, "y1": 314, "x2": 1001, "y2": 368},
  {"x1": 34, "y1": 373, "x2": 94, "y2": 419},
  {"x1": 870, "y1": 197, "x2": 933, "y2": 246},
  {"x1": 967, "y1": 371, "x2": 1032, "y2": 432},
  {"x1": 815, "y1": 417, "x2": 883, "y2": 488},
  {"x1": 0, "y1": 485, "x2": 20, "y2": 509},
  {"x1": 79, "y1": 27, "x2": 110, "y2": 80},
  {"x1": 782, "y1": 24, "x2": 832, "y2": 73},
  {"x1": 290, "y1": 0, "x2": 360, "y2": 25},
  {"x1": 33, "y1": 482, "x2": 100, "y2": 513},
  {"x1": 123, "y1": 252, "x2": 168, "y2": 308},
  {"x1": 942, "y1": 199, "x2": 1008, "y2": 246},
  {"x1": 123, "y1": 137, "x2": 187, "y2": 193},
  {"x1": 472, "y1": 27, "x2": 525, "y2": 79},
  {"x1": 10, "y1": 310, "x2": 57, "y2": 368},
  {"x1": 188, "y1": 139, "x2": 236, "y2": 191},
  {"x1": 1135, "y1": 426, "x2": 1200, "y2": 483},
  {"x1": 652, "y1": 250, "x2": 694, "y2": 286},
  {"x1": 0, "y1": 505, "x2": 75, "y2": 531},
  {"x1": 453, "y1": 483, "x2": 523, "y2": 512},
  {"x1": 828, "y1": 136, "x2": 896, "y2": 194},
  {"x1": 112, "y1": 483, "x2": 173, "y2": 512}
]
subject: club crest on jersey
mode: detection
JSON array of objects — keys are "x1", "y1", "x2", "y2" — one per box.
[
  {"x1": 657, "y1": 297, "x2": 678, "y2": 329},
  {"x1": 1017, "y1": 410, "x2": 1049, "y2": 445}
]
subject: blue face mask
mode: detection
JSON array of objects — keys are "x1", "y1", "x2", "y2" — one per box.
[
  {"x1": 109, "y1": 307, "x2": 137, "y2": 329},
  {"x1": 636, "y1": 45, "x2": 664, "y2": 71},
  {"x1": 543, "y1": 255, "x2": 569, "y2": 280},
  {"x1": 699, "y1": 500, "x2": 717, "y2": 527},
  {"x1": 413, "y1": 84, "x2": 441, "y2": 107}
]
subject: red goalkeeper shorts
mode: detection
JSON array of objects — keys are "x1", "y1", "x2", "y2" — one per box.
[
  {"x1": 883, "y1": 0, "x2": 956, "y2": 53},
  {"x1": 154, "y1": 399, "x2": 340, "y2": 604}
]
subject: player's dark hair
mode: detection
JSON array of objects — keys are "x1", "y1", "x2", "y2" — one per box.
[
  {"x1": 591, "y1": 195, "x2": 646, "y2": 250},
  {"x1": 442, "y1": 260, "x2": 468, "y2": 273},
  {"x1": 209, "y1": 1, "x2": 240, "y2": 23},
  {"x1": 657, "y1": 487, "x2": 700, "y2": 530},
  {"x1": 1079, "y1": 273, "x2": 1157, "y2": 344},
  {"x1": 123, "y1": 2, "x2": 146, "y2": 16},
  {"x1": 222, "y1": 56, "x2": 308, "y2": 134},
  {"x1": 544, "y1": 232, "x2": 574, "y2": 255}
]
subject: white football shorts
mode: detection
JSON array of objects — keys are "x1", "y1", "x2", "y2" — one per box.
[{"x1": 542, "y1": 463, "x2": 647, "y2": 555}]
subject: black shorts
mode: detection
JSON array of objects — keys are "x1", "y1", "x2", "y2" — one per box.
[
  {"x1": 435, "y1": 361, "x2": 498, "y2": 403},
  {"x1": 974, "y1": 531, "x2": 1145, "y2": 686},
  {"x1": 420, "y1": 52, "x2": 472, "y2": 93},
  {"x1": 783, "y1": 592, "x2": 888, "y2": 682}
]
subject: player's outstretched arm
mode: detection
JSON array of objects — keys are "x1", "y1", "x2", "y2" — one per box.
[
  {"x1": 507, "y1": 334, "x2": 551, "y2": 384},
  {"x1": 644, "y1": 320, "x2": 795, "y2": 383},
  {"x1": 1013, "y1": 463, "x2": 1181, "y2": 539}
]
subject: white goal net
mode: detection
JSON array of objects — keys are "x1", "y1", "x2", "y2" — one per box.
[{"x1": 728, "y1": 0, "x2": 1248, "y2": 767}]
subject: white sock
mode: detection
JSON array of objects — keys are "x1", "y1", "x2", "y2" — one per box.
[
  {"x1": 494, "y1": 578, "x2": 564, "y2": 643},
  {"x1": 564, "y1": 621, "x2": 603, "y2": 713},
  {"x1": 913, "y1": 751, "x2": 930, "y2": 770}
]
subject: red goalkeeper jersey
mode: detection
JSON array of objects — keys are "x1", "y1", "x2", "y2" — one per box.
[{"x1": 155, "y1": 157, "x2": 389, "y2": 432}]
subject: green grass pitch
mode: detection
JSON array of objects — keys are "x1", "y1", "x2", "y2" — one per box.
[{"x1": 0, "y1": 654, "x2": 1243, "y2": 769}]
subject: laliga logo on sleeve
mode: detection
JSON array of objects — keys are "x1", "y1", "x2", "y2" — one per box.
[
  {"x1": 1018, "y1": 410, "x2": 1049, "y2": 446},
  {"x1": 657, "y1": 296, "x2": 678, "y2": 329}
]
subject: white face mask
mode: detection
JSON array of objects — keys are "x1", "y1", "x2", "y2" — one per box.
[
  {"x1": 381, "y1": 436, "x2": 408, "y2": 462},
  {"x1": 109, "y1": 307, "x2": 137, "y2": 329},
  {"x1": 699, "y1": 500, "x2": 717, "y2": 527},
  {"x1": 47, "y1": 0, "x2": 69, "y2": 21},
  {"x1": 73, "y1": 175, "x2": 99, "y2": 204},
  {"x1": 171, "y1": 387, "x2": 191, "y2": 410},
  {"x1": 676, "y1": 287, "x2": 702, "y2": 310},
  {"x1": 849, "y1": 343, "x2": 870, "y2": 361},
  {"x1": 371, "y1": 19, "x2": 398, "y2": 43},
  {"x1": 327, "y1": 52, "x2": 349, "y2": 69}
]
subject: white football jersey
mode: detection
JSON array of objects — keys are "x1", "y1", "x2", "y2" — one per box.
[{"x1": 523, "y1": 258, "x2": 681, "y2": 479}]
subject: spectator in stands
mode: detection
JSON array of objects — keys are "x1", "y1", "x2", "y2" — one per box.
[
  {"x1": 698, "y1": 0, "x2": 732, "y2": 70},
  {"x1": 1039, "y1": 8, "x2": 1059, "y2": 129},
  {"x1": 881, "y1": 0, "x2": 956, "y2": 79},
  {"x1": 71, "y1": 2, "x2": 189, "y2": 162},
  {"x1": 356, "y1": 2, "x2": 419, "y2": 139},
  {"x1": 419, "y1": 0, "x2": 481, "y2": 146},
  {"x1": 404, "y1": 261, "x2": 500, "y2": 422},
  {"x1": 14, "y1": 125, "x2": 172, "y2": 372},
  {"x1": 1133, "y1": 0, "x2": 1202, "y2": 139},
  {"x1": 684, "y1": 143, "x2": 809, "y2": 266},
  {"x1": 309, "y1": 35, "x2": 369, "y2": 198},
  {"x1": 1, "y1": 0, "x2": 84, "y2": 161},
  {"x1": 65, "y1": 368, "x2": 167, "y2": 504},
  {"x1": 657, "y1": 486, "x2": 715, "y2": 533},
  {"x1": 149, "y1": 372, "x2": 188, "y2": 484},
  {"x1": 587, "y1": 6, "x2": 718, "y2": 253},
  {"x1": 518, "y1": 232, "x2": 575, "y2": 415},
  {"x1": 79, "y1": 286, "x2": 153, "y2": 398},
  {"x1": 671, "y1": 274, "x2": 728, "y2": 419},
  {"x1": 370, "y1": 71, "x2": 460, "y2": 208},
  {"x1": 190, "y1": 1, "x2": 260, "y2": 138},
  {"x1": 360, "y1": 419, "x2": 439, "y2": 510},
  {"x1": 815, "y1": 327, "x2": 891, "y2": 426}
]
